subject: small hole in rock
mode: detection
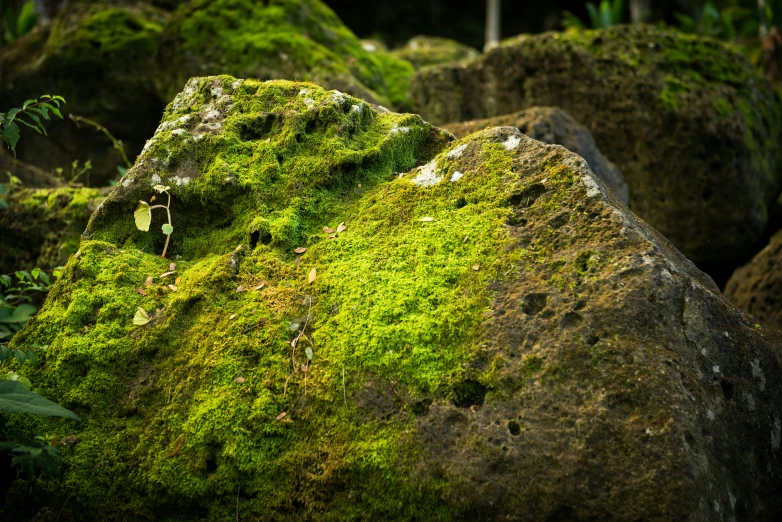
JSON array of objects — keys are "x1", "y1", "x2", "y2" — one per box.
[
  {"x1": 507, "y1": 420, "x2": 521, "y2": 436},
  {"x1": 451, "y1": 380, "x2": 487, "y2": 408}
]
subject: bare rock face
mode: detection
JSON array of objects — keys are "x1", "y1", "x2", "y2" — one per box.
[
  {"x1": 411, "y1": 25, "x2": 782, "y2": 272},
  {"x1": 3, "y1": 76, "x2": 782, "y2": 522},
  {"x1": 443, "y1": 107, "x2": 629, "y2": 203},
  {"x1": 725, "y1": 229, "x2": 782, "y2": 330}
]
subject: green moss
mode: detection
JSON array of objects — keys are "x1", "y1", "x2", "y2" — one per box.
[
  {"x1": 390, "y1": 36, "x2": 479, "y2": 70},
  {"x1": 713, "y1": 97, "x2": 732, "y2": 117},
  {"x1": 158, "y1": 0, "x2": 413, "y2": 110},
  {"x1": 2, "y1": 78, "x2": 550, "y2": 520}
]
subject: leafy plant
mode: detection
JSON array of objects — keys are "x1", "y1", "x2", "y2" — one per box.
[
  {"x1": 0, "y1": 435, "x2": 63, "y2": 477},
  {"x1": 1, "y1": 268, "x2": 60, "y2": 344},
  {"x1": 563, "y1": 0, "x2": 625, "y2": 30},
  {"x1": 1, "y1": 1, "x2": 37, "y2": 45},
  {"x1": 0, "y1": 172, "x2": 22, "y2": 210},
  {"x1": 134, "y1": 185, "x2": 175, "y2": 258},
  {"x1": 0, "y1": 95, "x2": 65, "y2": 156},
  {"x1": 55, "y1": 159, "x2": 93, "y2": 186},
  {"x1": 675, "y1": 2, "x2": 758, "y2": 40}
]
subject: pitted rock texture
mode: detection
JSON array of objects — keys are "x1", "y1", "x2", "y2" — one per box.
[
  {"x1": 443, "y1": 106, "x2": 629, "y2": 203},
  {"x1": 411, "y1": 25, "x2": 782, "y2": 270},
  {"x1": 3, "y1": 76, "x2": 782, "y2": 522},
  {"x1": 725, "y1": 229, "x2": 782, "y2": 330}
]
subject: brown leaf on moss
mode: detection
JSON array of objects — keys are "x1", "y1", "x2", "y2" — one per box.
[
  {"x1": 308, "y1": 267, "x2": 317, "y2": 284},
  {"x1": 160, "y1": 271, "x2": 176, "y2": 278},
  {"x1": 136, "y1": 287, "x2": 147, "y2": 296},
  {"x1": 169, "y1": 262, "x2": 176, "y2": 271},
  {"x1": 175, "y1": 277, "x2": 181, "y2": 285},
  {"x1": 295, "y1": 257, "x2": 302, "y2": 265},
  {"x1": 235, "y1": 377, "x2": 245, "y2": 384},
  {"x1": 254, "y1": 282, "x2": 266, "y2": 290},
  {"x1": 275, "y1": 412, "x2": 287, "y2": 421},
  {"x1": 420, "y1": 217, "x2": 435, "y2": 222},
  {"x1": 236, "y1": 285, "x2": 245, "y2": 292},
  {"x1": 472, "y1": 264, "x2": 480, "y2": 271},
  {"x1": 294, "y1": 247, "x2": 307, "y2": 254},
  {"x1": 336, "y1": 222, "x2": 347, "y2": 233},
  {"x1": 323, "y1": 226, "x2": 335, "y2": 233},
  {"x1": 168, "y1": 284, "x2": 178, "y2": 291},
  {"x1": 144, "y1": 276, "x2": 154, "y2": 286}
]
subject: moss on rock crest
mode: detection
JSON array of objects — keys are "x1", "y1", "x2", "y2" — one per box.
[
  {"x1": 411, "y1": 24, "x2": 782, "y2": 271},
  {"x1": 3, "y1": 76, "x2": 782, "y2": 521},
  {"x1": 390, "y1": 35, "x2": 480, "y2": 70}
]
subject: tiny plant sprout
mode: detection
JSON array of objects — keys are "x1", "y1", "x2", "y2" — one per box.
[{"x1": 134, "y1": 185, "x2": 174, "y2": 258}]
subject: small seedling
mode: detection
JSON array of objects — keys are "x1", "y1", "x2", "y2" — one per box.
[{"x1": 134, "y1": 185, "x2": 174, "y2": 258}]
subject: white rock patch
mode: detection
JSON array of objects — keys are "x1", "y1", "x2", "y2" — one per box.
[
  {"x1": 450, "y1": 171, "x2": 463, "y2": 182},
  {"x1": 447, "y1": 144, "x2": 468, "y2": 158},
  {"x1": 503, "y1": 135, "x2": 521, "y2": 150},
  {"x1": 412, "y1": 160, "x2": 442, "y2": 187}
]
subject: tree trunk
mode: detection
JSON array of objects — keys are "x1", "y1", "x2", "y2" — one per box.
[{"x1": 485, "y1": 0, "x2": 500, "y2": 49}]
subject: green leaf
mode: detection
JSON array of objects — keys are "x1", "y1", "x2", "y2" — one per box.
[
  {"x1": 0, "y1": 380, "x2": 80, "y2": 421},
  {"x1": 0, "y1": 183, "x2": 7, "y2": 195},
  {"x1": 117, "y1": 165, "x2": 127, "y2": 176},
  {"x1": 133, "y1": 307, "x2": 150, "y2": 326},
  {"x1": 26, "y1": 350, "x2": 36, "y2": 364},
  {"x1": 0, "y1": 304, "x2": 37, "y2": 324},
  {"x1": 134, "y1": 201, "x2": 151, "y2": 231},
  {"x1": 162, "y1": 223, "x2": 173, "y2": 235},
  {"x1": 305, "y1": 347, "x2": 313, "y2": 361},
  {"x1": 31, "y1": 268, "x2": 40, "y2": 280},
  {"x1": 0, "y1": 198, "x2": 7, "y2": 210},
  {"x1": 2, "y1": 121, "x2": 20, "y2": 153},
  {"x1": 16, "y1": 2, "x2": 38, "y2": 36},
  {"x1": 13, "y1": 350, "x2": 26, "y2": 365},
  {"x1": 0, "y1": 346, "x2": 9, "y2": 360},
  {"x1": 38, "y1": 271, "x2": 50, "y2": 286}
]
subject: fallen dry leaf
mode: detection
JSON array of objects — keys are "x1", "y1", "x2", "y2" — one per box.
[
  {"x1": 144, "y1": 276, "x2": 154, "y2": 286},
  {"x1": 308, "y1": 267, "x2": 317, "y2": 284},
  {"x1": 160, "y1": 270, "x2": 176, "y2": 278},
  {"x1": 168, "y1": 284, "x2": 178, "y2": 291},
  {"x1": 235, "y1": 377, "x2": 245, "y2": 384},
  {"x1": 295, "y1": 257, "x2": 302, "y2": 265},
  {"x1": 463, "y1": 236, "x2": 469, "y2": 243},
  {"x1": 275, "y1": 412, "x2": 287, "y2": 421},
  {"x1": 301, "y1": 364, "x2": 309, "y2": 373},
  {"x1": 323, "y1": 226, "x2": 335, "y2": 234},
  {"x1": 229, "y1": 314, "x2": 236, "y2": 320},
  {"x1": 254, "y1": 282, "x2": 266, "y2": 291},
  {"x1": 236, "y1": 285, "x2": 245, "y2": 293},
  {"x1": 420, "y1": 217, "x2": 435, "y2": 222},
  {"x1": 472, "y1": 264, "x2": 480, "y2": 271},
  {"x1": 136, "y1": 287, "x2": 147, "y2": 296},
  {"x1": 169, "y1": 262, "x2": 176, "y2": 271},
  {"x1": 294, "y1": 247, "x2": 307, "y2": 254},
  {"x1": 336, "y1": 222, "x2": 347, "y2": 233},
  {"x1": 175, "y1": 276, "x2": 181, "y2": 285},
  {"x1": 328, "y1": 234, "x2": 336, "y2": 239}
]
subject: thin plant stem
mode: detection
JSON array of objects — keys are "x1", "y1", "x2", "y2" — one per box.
[{"x1": 69, "y1": 114, "x2": 132, "y2": 168}]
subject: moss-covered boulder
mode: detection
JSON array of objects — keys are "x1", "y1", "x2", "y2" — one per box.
[
  {"x1": 390, "y1": 35, "x2": 480, "y2": 70},
  {"x1": 724, "y1": 229, "x2": 782, "y2": 330},
  {"x1": 443, "y1": 107, "x2": 629, "y2": 203},
  {"x1": 4, "y1": 76, "x2": 782, "y2": 521},
  {"x1": 156, "y1": 0, "x2": 414, "y2": 111},
  {"x1": 411, "y1": 25, "x2": 782, "y2": 272},
  {"x1": 0, "y1": 2, "x2": 170, "y2": 184},
  {"x1": 0, "y1": 186, "x2": 109, "y2": 274}
]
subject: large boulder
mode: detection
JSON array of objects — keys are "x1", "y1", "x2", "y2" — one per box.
[
  {"x1": 0, "y1": 2, "x2": 170, "y2": 184},
  {"x1": 0, "y1": 0, "x2": 415, "y2": 185},
  {"x1": 0, "y1": 186, "x2": 109, "y2": 274},
  {"x1": 156, "y1": 0, "x2": 414, "y2": 110},
  {"x1": 443, "y1": 106, "x2": 629, "y2": 203},
  {"x1": 724, "y1": 229, "x2": 782, "y2": 330},
  {"x1": 411, "y1": 25, "x2": 782, "y2": 272},
  {"x1": 4, "y1": 76, "x2": 782, "y2": 521}
]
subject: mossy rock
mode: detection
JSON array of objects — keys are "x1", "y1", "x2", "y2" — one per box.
[
  {"x1": 390, "y1": 35, "x2": 480, "y2": 70},
  {"x1": 724, "y1": 228, "x2": 782, "y2": 330},
  {"x1": 156, "y1": 0, "x2": 413, "y2": 111},
  {"x1": 411, "y1": 25, "x2": 782, "y2": 272},
  {"x1": 0, "y1": 186, "x2": 109, "y2": 274},
  {"x1": 443, "y1": 107, "x2": 629, "y2": 204},
  {"x1": 0, "y1": 2, "x2": 170, "y2": 184},
  {"x1": 3, "y1": 76, "x2": 782, "y2": 520}
]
